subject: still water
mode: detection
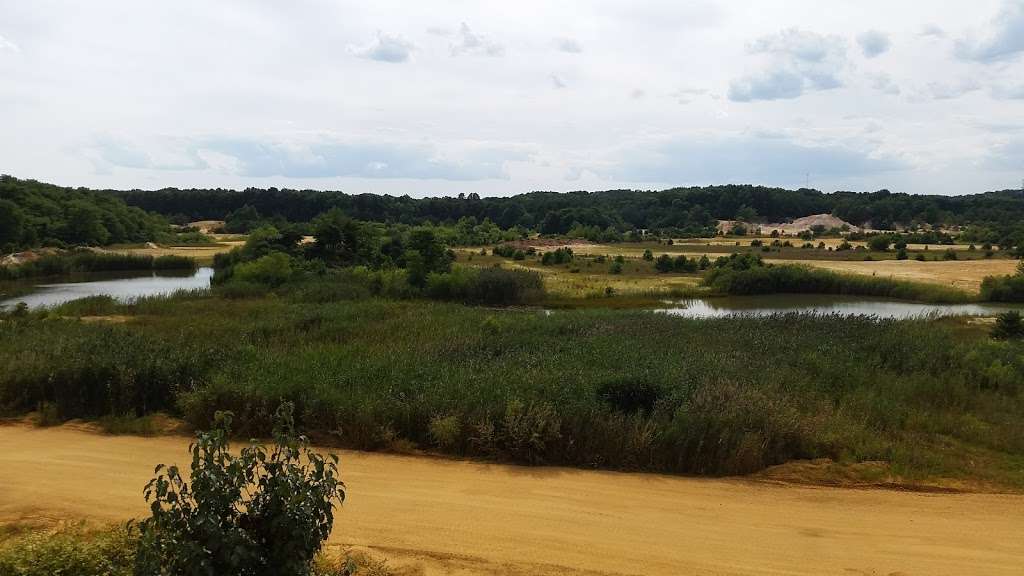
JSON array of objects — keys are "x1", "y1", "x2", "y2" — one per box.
[
  {"x1": 658, "y1": 294, "x2": 1020, "y2": 320},
  {"x1": 0, "y1": 267, "x2": 214, "y2": 310}
]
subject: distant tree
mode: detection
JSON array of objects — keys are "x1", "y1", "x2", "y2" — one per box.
[
  {"x1": 310, "y1": 208, "x2": 377, "y2": 267},
  {"x1": 896, "y1": 247, "x2": 909, "y2": 260},
  {"x1": 654, "y1": 254, "x2": 673, "y2": 273},
  {"x1": 991, "y1": 311, "x2": 1024, "y2": 340},
  {"x1": 62, "y1": 200, "x2": 110, "y2": 245},
  {"x1": 224, "y1": 204, "x2": 261, "y2": 234},
  {"x1": 405, "y1": 227, "x2": 451, "y2": 287},
  {"x1": 642, "y1": 249, "x2": 654, "y2": 261},
  {"x1": 0, "y1": 199, "x2": 25, "y2": 250},
  {"x1": 735, "y1": 205, "x2": 758, "y2": 222},
  {"x1": 867, "y1": 235, "x2": 892, "y2": 252}
]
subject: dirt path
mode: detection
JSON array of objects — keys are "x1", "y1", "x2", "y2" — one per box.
[{"x1": 1, "y1": 424, "x2": 1022, "y2": 575}]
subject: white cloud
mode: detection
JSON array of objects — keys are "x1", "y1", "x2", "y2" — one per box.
[
  {"x1": 926, "y1": 78, "x2": 982, "y2": 100},
  {"x1": 729, "y1": 29, "x2": 848, "y2": 102},
  {"x1": 0, "y1": 33, "x2": 19, "y2": 53},
  {"x1": 609, "y1": 133, "x2": 906, "y2": 186},
  {"x1": 955, "y1": 0, "x2": 1024, "y2": 62},
  {"x1": 349, "y1": 32, "x2": 414, "y2": 63},
  {"x1": 857, "y1": 30, "x2": 891, "y2": 58},
  {"x1": 2, "y1": 0, "x2": 1023, "y2": 196},
  {"x1": 554, "y1": 37, "x2": 582, "y2": 53},
  {"x1": 869, "y1": 73, "x2": 900, "y2": 95},
  {"x1": 450, "y1": 23, "x2": 504, "y2": 57},
  {"x1": 992, "y1": 84, "x2": 1024, "y2": 99}
]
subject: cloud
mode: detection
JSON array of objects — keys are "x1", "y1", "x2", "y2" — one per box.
[
  {"x1": 728, "y1": 69, "x2": 805, "y2": 102},
  {"x1": 88, "y1": 135, "x2": 526, "y2": 181},
  {"x1": 857, "y1": 30, "x2": 891, "y2": 58},
  {"x1": 955, "y1": 0, "x2": 1024, "y2": 62},
  {"x1": 919, "y1": 24, "x2": 946, "y2": 38},
  {"x1": 729, "y1": 29, "x2": 847, "y2": 102},
  {"x1": 927, "y1": 78, "x2": 981, "y2": 100},
  {"x1": 986, "y1": 138, "x2": 1024, "y2": 170},
  {"x1": 550, "y1": 74, "x2": 567, "y2": 89},
  {"x1": 349, "y1": 32, "x2": 414, "y2": 63},
  {"x1": 630, "y1": 88, "x2": 646, "y2": 99},
  {"x1": 672, "y1": 87, "x2": 708, "y2": 104},
  {"x1": 869, "y1": 73, "x2": 900, "y2": 95},
  {"x1": 992, "y1": 84, "x2": 1024, "y2": 99},
  {"x1": 85, "y1": 137, "x2": 205, "y2": 172},
  {"x1": 611, "y1": 133, "x2": 905, "y2": 184},
  {"x1": 0, "y1": 33, "x2": 19, "y2": 53},
  {"x1": 554, "y1": 37, "x2": 582, "y2": 53},
  {"x1": 450, "y1": 23, "x2": 504, "y2": 57}
]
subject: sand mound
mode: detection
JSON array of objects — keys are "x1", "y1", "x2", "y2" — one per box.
[{"x1": 764, "y1": 214, "x2": 861, "y2": 235}]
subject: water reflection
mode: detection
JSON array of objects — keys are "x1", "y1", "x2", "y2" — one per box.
[
  {"x1": 658, "y1": 294, "x2": 1020, "y2": 320},
  {"x1": 0, "y1": 267, "x2": 214, "y2": 310}
]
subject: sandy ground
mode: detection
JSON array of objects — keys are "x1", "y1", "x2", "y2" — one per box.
[
  {"x1": 2, "y1": 425, "x2": 1023, "y2": 576},
  {"x1": 108, "y1": 241, "x2": 244, "y2": 262},
  {"x1": 778, "y1": 258, "x2": 1020, "y2": 292}
]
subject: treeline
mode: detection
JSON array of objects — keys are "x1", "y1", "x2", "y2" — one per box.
[
  {"x1": 107, "y1": 181, "x2": 1024, "y2": 233},
  {"x1": 0, "y1": 176, "x2": 169, "y2": 251}
]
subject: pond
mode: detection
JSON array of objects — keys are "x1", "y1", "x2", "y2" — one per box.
[
  {"x1": 658, "y1": 294, "x2": 1021, "y2": 320},
  {"x1": 0, "y1": 267, "x2": 214, "y2": 310}
]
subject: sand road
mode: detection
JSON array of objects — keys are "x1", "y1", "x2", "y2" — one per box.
[{"x1": 1, "y1": 424, "x2": 1022, "y2": 576}]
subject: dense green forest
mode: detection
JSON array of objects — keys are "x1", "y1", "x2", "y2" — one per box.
[
  {"x1": 5, "y1": 175, "x2": 1024, "y2": 252},
  {"x1": 0, "y1": 176, "x2": 168, "y2": 251},
  {"x1": 107, "y1": 181, "x2": 1024, "y2": 235}
]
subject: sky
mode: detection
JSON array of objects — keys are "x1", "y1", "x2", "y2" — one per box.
[{"x1": 1, "y1": 0, "x2": 1023, "y2": 197}]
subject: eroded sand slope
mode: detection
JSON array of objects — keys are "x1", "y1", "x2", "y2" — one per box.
[{"x1": 1, "y1": 424, "x2": 1022, "y2": 576}]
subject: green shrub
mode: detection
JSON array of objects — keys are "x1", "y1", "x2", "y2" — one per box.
[
  {"x1": 426, "y1": 267, "x2": 544, "y2": 305},
  {"x1": 704, "y1": 262, "x2": 970, "y2": 303},
  {"x1": 0, "y1": 524, "x2": 137, "y2": 576},
  {"x1": 232, "y1": 252, "x2": 294, "y2": 287},
  {"x1": 981, "y1": 273, "x2": 1024, "y2": 302},
  {"x1": 136, "y1": 405, "x2": 345, "y2": 576},
  {"x1": 991, "y1": 311, "x2": 1024, "y2": 340}
]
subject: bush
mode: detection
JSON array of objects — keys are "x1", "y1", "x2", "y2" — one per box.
[
  {"x1": 540, "y1": 247, "x2": 573, "y2": 266},
  {"x1": 980, "y1": 273, "x2": 1024, "y2": 302},
  {"x1": 0, "y1": 524, "x2": 137, "y2": 576},
  {"x1": 426, "y1": 266, "x2": 544, "y2": 305},
  {"x1": 136, "y1": 405, "x2": 345, "y2": 576},
  {"x1": 232, "y1": 252, "x2": 294, "y2": 287},
  {"x1": 867, "y1": 235, "x2": 892, "y2": 252},
  {"x1": 991, "y1": 311, "x2": 1024, "y2": 340},
  {"x1": 704, "y1": 261, "x2": 970, "y2": 303}
]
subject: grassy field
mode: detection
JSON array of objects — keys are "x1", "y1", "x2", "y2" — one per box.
[
  {"x1": 2, "y1": 289, "x2": 1023, "y2": 488},
  {"x1": 107, "y1": 240, "x2": 243, "y2": 265},
  {"x1": 469, "y1": 241, "x2": 1019, "y2": 297}
]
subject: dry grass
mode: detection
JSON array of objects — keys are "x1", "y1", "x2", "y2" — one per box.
[
  {"x1": 108, "y1": 241, "x2": 243, "y2": 264},
  {"x1": 776, "y1": 258, "x2": 1020, "y2": 293}
]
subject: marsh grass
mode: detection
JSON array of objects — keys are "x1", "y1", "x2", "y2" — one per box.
[
  {"x1": 0, "y1": 251, "x2": 196, "y2": 280},
  {"x1": 4, "y1": 290, "x2": 1023, "y2": 485}
]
